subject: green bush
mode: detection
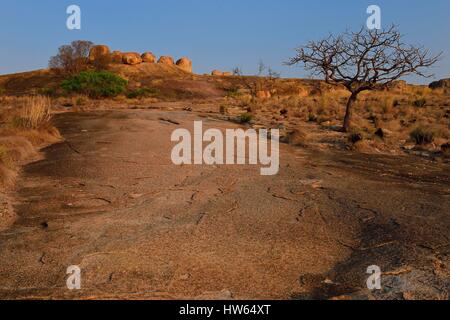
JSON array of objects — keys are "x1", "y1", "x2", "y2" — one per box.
[
  {"x1": 410, "y1": 127, "x2": 434, "y2": 145},
  {"x1": 412, "y1": 98, "x2": 427, "y2": 108},
  {"x1": 126, "y1": 87, "x2": 159, "y2": 99},
  {"x1": 38, "y1": 87, "x2": 57, "y2": 97},
  {"x1": 226, "y1": 87, "x2": 241, "y2": 98},
  {"x1": 61, "y1": 71, "x2": 128, "y2": 98},
  {"x1": 239, "y1": 113, "x2": 253, "y2": 123}
]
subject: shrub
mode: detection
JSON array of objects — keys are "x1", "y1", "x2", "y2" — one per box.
[
  {"x1": 226, "y1": 87, "x2": 241, "y2": 98},
  {"x1": 38, "y1": 87, "x2": 57, "y2": 97},
  {"x1": 126, "y1": 87, "x2": 159, "y2": 99},
  {"x1": 413, "y1": 98, "x2": 427, "y2": 108},
  {"x1": 307, "y1": 113, "x2": 317, "y2": 122},
  {"x1": 348, "y1": 130, "x2": 363, "y2": 144},
  {"x1": 410, "y1": 127, "x2": 434, "y2": 145},
  {"x1": 0, "y1": 87, "x2": 5, "y2": 96},
  {"x1": 239, "y1": 113, "x2": 253, "y2": 123},
  {"x1": 61, "y1": 71, "x2": 128, "y2": 98}
]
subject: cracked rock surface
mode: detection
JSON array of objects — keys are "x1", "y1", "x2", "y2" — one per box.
[{"x1": 0, "y1": 110, "x2": 448, "y2": 300}]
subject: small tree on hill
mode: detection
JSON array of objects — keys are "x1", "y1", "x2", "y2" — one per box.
[
  {"x1": 49, "y1": 40, "x2": 93, "y2": 75},
  {"x1": 287, "y1": 26, "x2": 441, "y2": 132}
]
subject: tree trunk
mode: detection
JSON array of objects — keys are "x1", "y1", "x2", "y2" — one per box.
[{"x1": 343, "y1": 92, "x2": 358, "y2": 132}]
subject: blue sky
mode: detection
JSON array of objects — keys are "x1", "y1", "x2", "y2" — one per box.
[{"x1": 1, "y1": 0, "x2": 449, "y2": 84}]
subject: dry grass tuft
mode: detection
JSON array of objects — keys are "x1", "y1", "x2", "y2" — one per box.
[
  {"x1": 0, "y1": 95, "x2": 60, "y2": 191},
  {"x1": 18, "y1": 95, "x2": 52, "y2": 129}
]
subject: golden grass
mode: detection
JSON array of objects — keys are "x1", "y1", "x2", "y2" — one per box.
[
  {"x1": 0, "y1": 95, "x2": 61, "y2": 190},
  {"x1": 19, "y1": 95, "x2": 52, "y2": 129},
  {"x1": 226, "y1": 81, "x2": 449, "y2": 154}
]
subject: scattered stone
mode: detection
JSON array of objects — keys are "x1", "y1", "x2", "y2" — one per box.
[
  {"x1": 141, "y1": 52, "x2": 156, "y2": 63},
  {"x1": 122, "y1": 52, "x2": 143, "y2": 65},
  {"x1": 211, "y1": 70, "x2": 223, "y2": 76},
  {"x1": 176, "y1": 57, "x2": 193, "y2": 73},
  {"x1": 89, "y1": 45, "x2": 110, "y2": 62},
  {"x1": 402, "y1": 143, "x2": 416, "y2": 151},
  {"x1": 297, "y1": 87, "x2": 309, "y2": 97},
  {"x1": 256, "y1": 90, "x2": 271, "y2": 99},
  {"x1": 158, "y1": 56, "x2": 174, "y2": 65}
]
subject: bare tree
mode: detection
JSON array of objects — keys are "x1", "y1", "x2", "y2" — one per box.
[
  {"x1": 49, "y1": 40, "x2": 93, "y2": 75},
  {"x1": 232, "y1": 67, "x2": 243, "y2": 76},
  {"x1": 287, "y1": 26, "x2": 441, "y2": 132}
]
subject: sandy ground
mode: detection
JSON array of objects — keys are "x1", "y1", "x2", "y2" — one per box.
[{"x1": 0, "y1": 109, "x2": 448, "y2": 300}]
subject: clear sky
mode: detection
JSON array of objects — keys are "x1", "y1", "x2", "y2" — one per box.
[{"x1": 1, "y1": 0, "x2": 449, "y2": 84}]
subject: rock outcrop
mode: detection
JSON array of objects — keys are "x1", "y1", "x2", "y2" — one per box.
[
  {"x1": 211, "y1": 70, "x2": 224, "y2": 76},
  {"x1": 211, "y1": 70, "x2": 232, "y2": 76},
  {"x1": 158, "y1": 56, "x2": 174, "y2": 65},
  {"x1": 89, "y1": 45, "x2": 110, "y2": 62},
  {"x1": 141, "y1": 52, "x2": 156, "y2": 63},
  {"x1": 122, "y1": 52, "x2": 143, "y2": 65},
  {"x1": 176, "y1": 57, "x2": 192, "y2": 73},
  {"x1": 429, "y1": 78, "x2": 450, "y2": 89},
  {"x1": 89, "y1": 44, "x2": 193, "y2": 71}
]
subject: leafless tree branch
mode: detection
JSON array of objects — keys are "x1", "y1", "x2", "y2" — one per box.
[{"x1": 286, "y1": 25, "x2": 442, "y2": 131}]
